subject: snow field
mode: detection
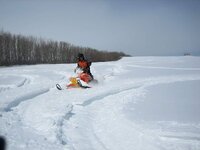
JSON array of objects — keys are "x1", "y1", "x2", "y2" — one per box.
[{"x1": 0, "y1": 56, "x2": 200, "y2": 150}]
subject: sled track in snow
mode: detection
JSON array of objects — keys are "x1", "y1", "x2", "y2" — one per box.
[
  {"x1": 4, "y1": 88, "x2": 50, "y2": 112},
  {"x1": 0, "y1": 77, "x2": 31, "y2": 93},
  {"x1": 0, "y1": 86, "x2": 11, "y2": 93},
  {"x1": 162, "y1": 135, "x2": 200, "y2": 141},
  {"x1": 78, "y1": 75, "x2": 200, "y2": 107},
  {"x1": 16, "y1": 77, "x2": 29, "y2": 87},
  {"x1": 80, "y1": 85, "x2": 142, "y2": 107},
  {"x1": 77, "y1": 76, "x2": 200, "y2": 149},
  {"x1": 130, "y1": 65, "x2": 200, "y2": 71},
  {"x1": 80, "y1": 79, "x2": 167, "y2": 107},
  {"x1": 56, "y1": 104, "x2": 74, "y2": 146},
  {"x1": 92, "y1": 130, "x2": 109, "y2": 150}
]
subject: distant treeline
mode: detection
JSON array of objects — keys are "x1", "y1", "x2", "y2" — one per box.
[{"x1": 0, "y1": 31, "x2": 129, "y2": 66}]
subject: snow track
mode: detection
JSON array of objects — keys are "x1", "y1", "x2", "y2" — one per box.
[
  {"x1": 4, "y1": 88, "x2": 50, "y2": 112},
  {"x1": 0, "y1": 56, "x2": 200, "y2": 150},
  {"x1": 66, "y1": 76, "x2": 200, "y2": 150},
  {"x1": 56, "y1": 104, "x2": 74, "y2": 145},
  {"x1": 161, "y1": 135, "x2": 200, "y2": 141},
  {"x1": 80, "y1": 84, "x2": 142, "y2": 106},
  {"x1": 0, "y1": 75, "x2": 31, "y2": 93}
]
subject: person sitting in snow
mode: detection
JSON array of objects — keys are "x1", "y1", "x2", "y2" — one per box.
[{"x1": 74, "y1": 53, "x2": 93, "y2": 82}]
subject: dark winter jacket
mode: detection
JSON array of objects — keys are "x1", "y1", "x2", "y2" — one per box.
[{"x1": 76, "y1": 60, "x2": 93, "y2": 79}]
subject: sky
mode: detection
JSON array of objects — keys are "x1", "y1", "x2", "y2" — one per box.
[{"x1": 0, "y1": 0, "x2": 200, "y2": 56}]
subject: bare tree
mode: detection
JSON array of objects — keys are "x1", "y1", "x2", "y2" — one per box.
[{"x1": 0, "y1": 30, "x2": 129, "y2": 66}]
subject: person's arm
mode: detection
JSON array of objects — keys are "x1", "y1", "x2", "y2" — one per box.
[
  {"x1": 88, "y1": 61, "x2": 92, "y2": 66},
  {"x1": 74, "y1": 62, "x2": 79, "y2": 73},
  {"x1": 83, "y1": 61, "x2": 91, "y2": 73}
]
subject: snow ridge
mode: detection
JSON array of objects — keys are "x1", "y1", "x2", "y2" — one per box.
[
  {"x1": 4, "y1": 88, "x2": 50, "y2": 112},
  {"x1": 80, "y1": 85, "x2": 142, "y2": 106},
  {"x1": 56, "y1": 104, "x2": 74, "y2": 145}
]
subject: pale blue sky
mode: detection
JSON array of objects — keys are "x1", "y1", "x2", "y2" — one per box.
[{"x1": 0, "y1": 0, "x2": 200, "y2": 56}]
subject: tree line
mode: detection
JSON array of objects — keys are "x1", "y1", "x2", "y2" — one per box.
[{"x1": 0, "y1": 30, "x2": 129, "y2": 66}]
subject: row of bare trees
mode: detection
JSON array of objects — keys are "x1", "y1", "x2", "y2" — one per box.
[{"x1": 0, "y1": 31, "x2": 128, "y2": 66}]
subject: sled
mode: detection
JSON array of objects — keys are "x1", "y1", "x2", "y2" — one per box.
[
  {"x1": 67, "y1": 77, "x2": 91, "y2": 89},
  {"x1": 56, "y1": 78, "x2": 91, "y2": 90},
  {"x1": 56, "y1": 69, "x2": 97, "y2": 90}
]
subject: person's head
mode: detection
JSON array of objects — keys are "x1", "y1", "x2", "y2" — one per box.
[{"x1": 77, "y1": 53, "x2": 85, "y2": 61}]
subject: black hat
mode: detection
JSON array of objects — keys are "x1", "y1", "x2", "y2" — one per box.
[{"x1": 78, "y1": 53, "x2": 85, "y2": 60}]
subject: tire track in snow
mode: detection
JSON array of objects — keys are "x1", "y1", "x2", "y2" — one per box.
[{"x1": 4, "y1": 88, "x2": 50, "y2": 112}]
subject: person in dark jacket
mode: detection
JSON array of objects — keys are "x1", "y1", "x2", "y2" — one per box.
[{"x1": 75, "y1": 53, "x2": 93, "y2": 81}]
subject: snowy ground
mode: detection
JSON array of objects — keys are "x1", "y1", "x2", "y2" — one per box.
[{"x1": 0, "y1": 56, "x2": 200, "y2": 150}]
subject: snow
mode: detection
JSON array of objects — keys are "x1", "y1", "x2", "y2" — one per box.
[{"x1": 0, "y1": 56, "x2": 200, "y2": 150}]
